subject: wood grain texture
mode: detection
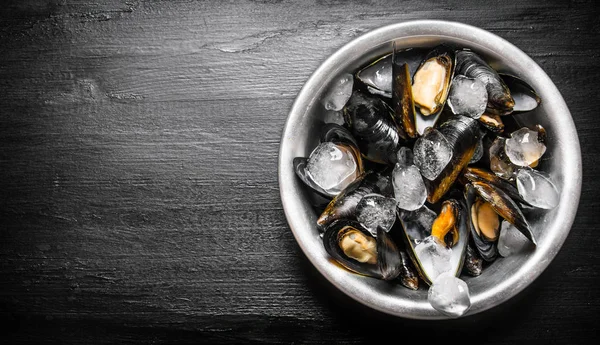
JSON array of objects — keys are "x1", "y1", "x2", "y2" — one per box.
[{"x1": 1, "y1": 0, "x2": 599, "y2": 343}]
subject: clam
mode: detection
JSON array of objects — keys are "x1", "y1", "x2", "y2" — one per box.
[
  {"x1": 398, "y1": 199, "x2": 468, "y2": 285},
  {"x1": 456, "y1": 49, "x2": 514, "y2": 115},
  {"x1": 411, "y1": 45, "x2": 456, "y2": 134},
  {"x1": 343, "y1": 90, "x2": 405, "y2": 164},
  {"x1": 423, "y1": 115, "x2": 481, "y2": 204},
  {"x1": 294, "y1": 123, "x2": 364, "y2": 198},
  {"x1": 317, "y1": 170, "x2": 393, "y2": 230},
  {"x1": 322, "y1": 220, "x2": 402, "y2": 280}
]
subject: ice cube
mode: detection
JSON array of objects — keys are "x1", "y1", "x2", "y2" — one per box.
[
  {"x1": 413, "y1": 128, "x2": 453, "y2": 180},
  {"x1": 505, "y1": 127, "x2": 546, "y2": 167},
  {"x1": 321, "y1": 73, "x2": 354, "y2": 111},
  {"x1": 415, "y1": 235, "x2": 453, "y2": 282},
  {"x1": 516, "y1": 168, "x2": 560, "y2": 209},
  {"x1": 305, "y1": 142, "x2": 359, "y2": 195},
  {"x1": 356, "y1": 194, "x2": 398, "y2": 236},
  {"x1": 498, "y1": 221, "x2": 531, "y2": 257},
  {"x1": 396, "y1": 146, "x2": 414, "y2": 168},
  {"x1": 322, "y1": 109, "x2": 345, "y2": 126},
  {"x1": 428, "y1": 272, "x2": 471, "y2": 318},
  {"x1": 392, "y1": 163, "x2": 427, "y2": 211},
  {"x1": 447, "y1": 75, "x2": 488, "y2": 119},
  {"x1": 490, "y1": 137, "x2": 518, "y2": 180}
]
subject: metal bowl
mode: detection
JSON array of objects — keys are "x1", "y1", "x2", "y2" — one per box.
[{"x1": 278, "y1": 20, "x2": 581, "y2": 319}]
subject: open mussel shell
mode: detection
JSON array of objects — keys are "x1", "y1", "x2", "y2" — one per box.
[
  {"x1": 397, "y1": 200, "x2": 468, "y2": 286},
  {"x1": 468, "y1": 181, "x2": 536, "y2": 245},
  {"x1": 499, "y1": 73, "x2": 541, "y2": 114},
  {"x1": 293, "y1": 157, "x2": 332, "y2": 199},
  {"x1": 398, "y1": 250, "x2": 419, "y2": 290},
  {"x1": 462, "y1": 166, "x2": 531, "y2": 207},
  {"x1": 392, "y1": 48, "x2": 417, "y2": 139},
  {"x1": 322, "y1": 220, "x2": 402, "y2": 280},
  {"x1": 456, "y1": 49, "x2": 514, "y2": 115},
  {"x1": 343, "y1": 90, "x2": 404, "y2": 164},
  {"x1": 316, "y1": 170, "x2": 393, "y2": 230},
  {"x1": 412, "y1": 44, "x2": 456, "y2": 135},
  {"x1": 425, "y1": 115, "x2": 481, "y2": 204},
  {"x1": 355, "y1": 53, "x2": 393, "y2": 98},
  {"x1": 478, "y1": 113, "x2": 504, "y2": 134},
  {"x1": 465, "y1": 183, "x2": 498, "y2": 261},
  {"x1": 320, "y1": 122, "x2": 359, "y2": 148},
  {"x1": 355, "y1": 47, "x2": 428, "y2": 98},
  {"x1": 463, "y1": 241, "x2": 483, "y2": 276},
  {"x1": 293, "y1": 124, "x2": 364, "y2": 199}
]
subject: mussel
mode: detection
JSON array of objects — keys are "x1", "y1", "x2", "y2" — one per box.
[
  {"x1": 398, "y1": 250, "x2": 419, "y2": 290},
  {"x1": 294, "y1": 123, "x2": 364, "y2": 198},
  {"x1": 423, "y1": 115, "x2": 481, "y2": 204},
  {"x1": 392, "y1": 47, "x2": 417, "y2": 139},
  {"x1": 455, "y1": 49, "x2": 514, "y2": 115},
  {"x1": 467, "y1": 182, "x2": 536, "y2": 245},
  {"x1": 343, "y1": 90, "x2": 404, "y2": 164},
  {"x1": 356, "y1": 47, "x2": 428, "y2": 98},
  {"x1": 398, "y1": 199, "x2": 468, "y2": 285},
  {"x1": 465, "y1": 183, "x2": 499, "y2": 261},
  {"x1": 499, "y1": 73, "x2": 541, "y2": 114},
  {"x1": 462, "y1": 166, "x2": 531, "y2": 206},
  {"x1": 478, "y1": 113, "x2": 505, "y2": 133},
  {"x1": 463, "y1": 242, "x2": 483, "y2": 276},
  {"x1": 317, "y1": 170, "x2": 393, "y2": 230},
  {"x1": 412, "y1": 45, "x2": 456, "y2": 134},
  {"x1": 322, "y1": 220, "x2": 402, "y2": 280}
]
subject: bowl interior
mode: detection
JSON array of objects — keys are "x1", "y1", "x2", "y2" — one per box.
[{"x1": 279, "y1": 21, "x2": 581, "y2": 319}]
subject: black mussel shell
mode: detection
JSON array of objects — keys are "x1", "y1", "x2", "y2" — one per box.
[
  {"x1": 456, "y1": 49, "x2": 514, "y2": 115},
  {"x1": 462, "y1": 166, "x2": 531, "y2": 207},
  {"x1": 478, "y1": 113, "x2": 505, "y2": 134},
  {"x1": 499, "y1": 73, "x2": 541, "y2": 114},
  {"x1": 355, "y1": 47, "x2": 427, "y2": 98},
  {"x1": 293, "y1": 157, "x2": 332, "y2": 199},
  {"x1": 319, "y1": 122, "x2": 359, "y2": 148},
  {"x1": 317, "y1": 170, "x2": 393, "y2": 230},
  {"x1": 465, "y1": 183, "x2": 498, "y2": 261},
  {"x1": 412, "y1": 44, "x2": 456, "y2": 134},
  {"x1": 463, "y1": 241, "x2": 483, "y2": 276},
  {"x1": 392, "y1": 43, "x2": 417, "y2": 139},
  {"x1": 322, "y1": 220, "x2": 402, "y2": 280},
  {"x1": 397, "y1": 199, "x2": 468, "y2": 286},
  {"x1": 398, "y1": 250, "x2": 419, "y2": 290},
  {"x1": 343, "y1": 90, "x2": 404, "y2": 164},
  {"x1": 424, "y1": 115, "x2": 481, "y2": 204},
  {"x1": 469, "y1": 182, "x2": 536, "y2": 245}
]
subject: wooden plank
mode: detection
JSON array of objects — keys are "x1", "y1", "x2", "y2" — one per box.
[{"x1": 1, "y1": 0, "x2": 599, "y2": 343}]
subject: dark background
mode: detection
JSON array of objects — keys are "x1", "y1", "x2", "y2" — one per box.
[{"x1": 1, "y1": 0, "x2": 599, "y2": 344}]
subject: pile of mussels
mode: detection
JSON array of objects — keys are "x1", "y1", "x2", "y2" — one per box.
[{"x1": 293, "y1": 43, "x2": 560, "y2": 316}]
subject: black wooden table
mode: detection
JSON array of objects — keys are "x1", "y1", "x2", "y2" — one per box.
[{"x1": 1, "y1": 1, "x2": 599, "y2": 344}]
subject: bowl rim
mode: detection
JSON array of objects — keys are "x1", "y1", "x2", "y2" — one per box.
[{"x1": 278, "y1": 19, "x2": 582, "y2": 319}]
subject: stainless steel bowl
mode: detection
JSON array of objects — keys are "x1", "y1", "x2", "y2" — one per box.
[{"x1": 278, "y1": 20, "x2": 582, "y2": 319}]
